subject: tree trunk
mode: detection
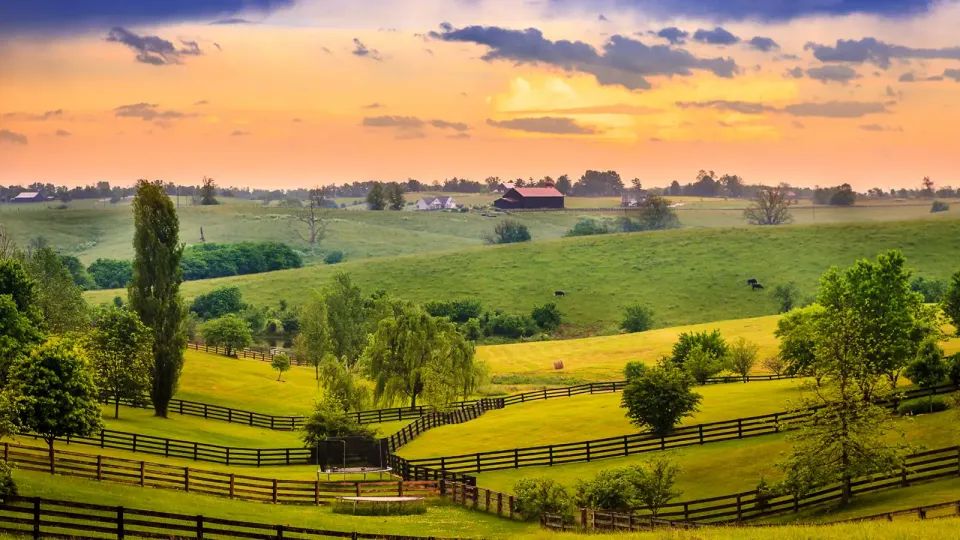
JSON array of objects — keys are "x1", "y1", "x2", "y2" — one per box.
[
  {"x1": 315, "y1": 363, "x2": 319, "y2": 381},
  {"x1": 47, "y1": 438, "x2": 55, "y2": 474},
  {"x1": 277, "y1": 371, "x2": 282, "y2": 382},
  {"x1": 410, "y1": 393, "x2": 417, "y2": 410},
  {"x1": 115, "y1": 396, "x2": 120, "y2": 419}
]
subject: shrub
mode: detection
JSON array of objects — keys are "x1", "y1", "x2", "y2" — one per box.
[
  {"x1": 897, "y1": 397, "x2": 949, "y2": 416},
  {"x1": 670, "y1": 330, "x2": 728, "y2": 368},
  {"x1": 190, "y1": 286, "x2": 246, "y2": 320},
  {"x1": 513, "y1": 477, "x2": 574, "y2": 523},
  {"x1": 910, "y1": 276, "x2": 947, "y2": 303},
  {"x1": 685, "y1": 345, "x2": 723, "y2": 384},
  {"x1": 531, "y1": 302, "x2": 562, "y2": 331},
  {"x1": 931, "y1": 200, "x2": 950, "y2": 213},
  {"x1": 300, "y1": 397, "x2": 375, "y2": 447},
  {"x1": 324, "y1": 250, "x2": 344, "y2": 265},
  {"x1": 564, "y1": 218, "x2": 610, "y2": 237},
  {"x1": 482, "y1": 311, "x2": 538, "y2": 338},
  {"x1": 621, "y1": 304, "x2": 654, "y2": 333},
  {"x1": 180, "y1": 242, "x2": 303, "y2": 280},
  {"x1": 484, "y1": 220, "x2": 531, "y2": 245},
  {"x1": 621, "y1": 361, "x2": 701, "y2": 437},
  {"x1": 574, "y1": 466, "x2": 640, "y2": 511},
  {"x1": 423, "y1": 299, "x2": 483, "y2": 323},
  {"x1": 461, "y1": 318, "x2": 482, "y2": 341},
  {"x1": 87, "y1": 258, "x2": 133, "y2": 289},
  {"x1": 624, "y1": 361, "x2": 647, "y2": 381},
  {"x1": 0, "y1": 460, "x2": 16, "y2": 497}
]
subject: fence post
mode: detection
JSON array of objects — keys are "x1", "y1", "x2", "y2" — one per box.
[
  {"x1": 586, "y1": 441, "x2": 591, "y2": 462},
  {"x1": 737, "y1": 418, "x2": 743, "y2": 439},
  {"x1": 497, "y1": 493, "x2": 503, "y2": 516},
  {"x1": 549, "y1": 446, "x2": 554, "y2": 466},
  {"x1": 485, "y1": 489, "x2": 491, "y2": 512},
  {"x1": 101, "y1": 430, "x2": 105, "y2": 449},
  {"x1": 276, "y1": 525, "x2": 285, "y2": 539},
  {"x1": 117, "y1": 506, "x2": 124, "y2": 540},
  {"x1": 132, "y1": 434, "x2": 137, "y2": 454},
  {"x1": 140, "y1": 461, "x2": 145, "y2": 486},
  {"x1": 185, "y1": 467, "x2": 190, "y2": 492},
  {"x1": 32, "y1": 497, "x2": 40, "y2": 540},
  {"x1": 273, "y1": 479, "x2": 279, "y2": 503},
  {"x1": 226, "y1": 447, "x2": 230, "y2": 467},
  {"x1": 230, "y1": 474, "x2": 235, "y2": 498},
  {"x1": 514, "y1": 449, "x2": 519, "y2": 469},
  {"x1": 193, "y1": 442, "x2": 198, "y2": 461},
  {"x1": 96, "y1": 455, "x2": 103, "y2": 481},
  {"x1": 508, "y1": 495, "x2": 514, "y2": 519},
  {"x1": 197, "y1": 516, "x2": 204, "y2": 540},
  {"x1": 684, "y1": 502, "x2": 689, "y2": 521},
  {"x1": 165, "y1": 439, "x2": 169, "y2": 458},
  {"x1": 736, "y1": 494, "x2": 742, "y2": 521}
]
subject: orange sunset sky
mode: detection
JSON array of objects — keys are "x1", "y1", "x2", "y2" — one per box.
[{"x1": 2, "y1": 0, "x2": 960, "y2": 189}]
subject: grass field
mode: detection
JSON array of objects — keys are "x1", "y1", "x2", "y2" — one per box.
[{"x1": 84, "y1": 217, "x2": 960, "y2": 335}]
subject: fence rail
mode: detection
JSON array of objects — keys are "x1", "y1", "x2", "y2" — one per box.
[
  {"x1": 0, "y1": 495, "x2": 451, "y2": 540},
  {"x1": 398, "y1": 383, "x2": 957, "y2": 477},
  {"x1": 827, "y1": 499, "x2": 960, "y2": 523},
  {"x1": 3, "y1": 443, "x2": 436, "y2": 506}
]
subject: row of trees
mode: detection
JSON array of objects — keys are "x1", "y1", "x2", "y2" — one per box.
[{"x1": 564, "y1": 196, "x2": 682, "y2": 237}]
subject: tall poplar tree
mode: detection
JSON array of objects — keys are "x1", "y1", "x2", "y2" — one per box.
[{"x1": 128, "y1": 180, "x2": 187, "y2": 417}]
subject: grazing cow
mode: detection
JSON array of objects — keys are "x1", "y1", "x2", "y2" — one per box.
[
  {"x1": 554, "y1": 291, "x2": 565, "y2": 297},
  {"x1": 746, "y1": 278, "x2": 758, "y2": 285},
  {"x1": 752, "y1": 283, "x2": 764, "y2": 291}
]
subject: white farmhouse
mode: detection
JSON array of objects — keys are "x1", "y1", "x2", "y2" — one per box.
[{"x1": 415, "y1": 196, "x2": 458, "y2": 211}]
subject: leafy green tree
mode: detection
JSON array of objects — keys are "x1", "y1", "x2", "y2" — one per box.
[
  {"x1": 24, "y1": 247, "x2": 88, "y2": 334},
  {"x1": 189, "y1": 286, "x2": 245, "y2": 320},
  {"x1": 484, "y1": 220, "x2": 531, "y2": 245},
  {"x1": 363, "y1": 302, "x2": 479, "y2": 409},
  {"x1": 775, "y1": 305, "x2": 828, "y2": 384},
  {"x1": 366, "y1": 182, "x2": 387, "y2": 210},
  {"x1": 326, "y1": 273, "x2": 368, "y2": 366},
  {"x1": 574, "y1": 457, "x2": 682, "y2": 517},
  {"x1": 58, "y1": 255, "x2": 96, "y2": 290},
  {"x1": 199, "y1": 176, "x2": 218, "y2": 205},
  {"x1": 87, "y1": 258, "x2": 133, "y2": 289},
  {"x1": 621, "y1": 361, "x2": 701, "y2": 437},
  {"x1": 129, "y1": 180, "x2": 187, "y2": 418},
  {"x1": 684, "y1": 345, "x2": 723, "y2": 384},
  {"x1": 513, "y1": 477, "x2": 574, "y2": 523},
  {"x1": 531, "y1": 302, "x2": 562, "y2": 331},
  {"x1": 621, "y1": 304, "x2": 654, "y2": 333},
  {"x1": 771, "y1": 282, "x2": 800, "y2": 313},
  {"x1": 295, "y1": 291, "x2": 333, "y2": 380},
  {"x1": 84, "y1": 307, "x2": 153, "y2": 419},
  {"x1": 202, "y1": 314, "x2": 253, "y2": 357},
  {"x1": 905, "y1": 340, "x2": 949, "y2": 412},
  {"x1": 743, "y1": 185, "x2": 794, "y2": 225},
  {"x1": 624, "y1": 361, "x2": 647, "y2": 381},
  {"x1": 319, "y1": 355, "x2": 370, "y2": 412},
  {"x1": 0, "y1": 260, "x2": 44, "y2": 384},
  {"x1": 386, "y1": 183, "x2": 405, "y2": 210},
  {"x1": 635, "y1": 196, "x2": 681, "y2": 230},
  {"x1": 944, "y1": 271, "x2": 960, "y2": 335},
  {"x1": 272, "y1": 352, "x2": 291, "y2": 382},
  {"x1": 726, "y1": 337, "x2": 759, "y2": 382},
  {"x1": 300, "y1": 396, "x2": 375, "y2": 448},
  {"x1": 910, "y1": 276, "x2": 947, "y2": 303},
  {"x1": 670, "y1": 329, "x2": 727, "y2": 368},
  {"x1": 635, "y1": 456, "x2": 683, "y2": 517},
  {"x1": 4, "y1": 338, "x2": 104, "y2": 472},
  {"x1": 0, "y1": 459, "x2": 16, "y2": 497}
]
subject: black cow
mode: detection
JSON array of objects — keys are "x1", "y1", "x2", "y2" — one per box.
[
  {"x1": 746, "y1": 278, "x2": 758, "y2": 285},
  {"x1": 751, "y1": 283, "x2": 764, "y2": 291},
  {"x1": 554, "y1": 291, "x2": 566, "y2": 297}
]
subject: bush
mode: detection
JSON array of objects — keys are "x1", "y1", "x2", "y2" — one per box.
[
  {"x1": 180, "y1": 242, "x2": 303, "y2": 280},
  {"x1": 531, "y1": 302, "x2": 562, "y2": 331},
  {"x1": 484, "y1": 220, "x2": 531, "y2": 245},
  {"x1": 482, "y1": 311, "x2": 538, "y2": 338},
  {"x1": 461, "y1": 318, "x2": 482, "y2": 341},
  {"x1": 897, "y1": 396, "x2": 949, "y2": 416},
  {"x1": 685, "y1": 345, "x2": 723, "y2": 384},
  {"x1": 670, "y1": 330, "x2": 728, "y2": 368},
  {"x1": 300, "y1": 397, "x2": 375, "y2": 447},
  {"x1": 910, "y1": 276, "x2": 947, "y2": 303},
  {"x1": 190, "y1": 286, "x2": 246, "y2": 320},
  {"x1": 574, "y1": 457, "x2": 682, "y2": 516},
  {"x1": 324, "y1": 250, "x2": 344, "y2": 265},
  {"x1": 58, "y1": 255, "x2": 95, "y2": 290},
  {"x1": 423, "y1": 299, "x2": 483, "y2": 323},
  {"x1": 621, "y1": 304, "x2": 654, "y2": 333},
  {"x1": 621, "y1": 361, "x2": 701, "y2": 437},
  {"x1": 513, "y1": 477, "x2": 574, "y2": 523},
  {"x1": 564, "y1": 218, "x2": 610, "y2": 237},
  {"x1": 624, "y1": 361, "x2": 647, "y2": 381},
  {"x1": 0, "y1": 460, "x2": 16, "y2": 497},
  {"x1": 931, "y1": 200, "x2": 950, "y2": 213},
  {"x1": 87, "y1": 258, "x2": 133, "y2": 289}
]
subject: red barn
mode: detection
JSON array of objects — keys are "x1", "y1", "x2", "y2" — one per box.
[{"x1": 493, "y1": 187, "x2": 565, "y2": 210}]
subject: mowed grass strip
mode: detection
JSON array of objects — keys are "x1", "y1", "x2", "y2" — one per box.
[
  {"x1": 396, "y1": 379, "x2": 810, "y2": 459},
  {"x1": 84, "y1": 218, "x2": 960, "y2": 333},
  {"x1": 10, "y1": 470, "x2": 536, "y2": 539},
  {"x1": 471, "y1": 411, "x2": 959, "y2": 499}
]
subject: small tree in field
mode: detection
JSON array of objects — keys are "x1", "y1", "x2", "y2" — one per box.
[
  {"x1": 905, "y1": 340, "x2": 948, "y2": 412},
  {"x1": 272, "y1": 353, "x2": 291, "y2": 382},
  {"x1": 621, "y1": 304, "x2": 654, "y2": 333},
  {"x1": 684, "y1": 345, "x2": 723, "y2": 384},
  {"x1": 761, "y1": 356, "x2": 786, "y2": 376},
  {"x1": 771, "y1": 282, "x2": 800, "y2": 313},
  {"x1": 670, "y1": 330, "x2": 727, "y2": 368},
  {"x1": 484, "y1": 220, "x2": 531, "y2": 245},
  {"x1": 202, "y1": 314, "x2": 253, "y2": 357},
  {"x1": 744, "y1": 185, "x2": 794, "y2": 225},
  {"x1": 514, "y1": 477, "x2": 574, "y2": 523},
  {"x1": 726, "y1": 337, "x2": 759, "y2": 382},
  {"x1": 366, "y1": 183, "x2": 387, "y2": 210},
  {"x1": 84, "y1": 307, "x2": 153, "y2": 418},
  {"x1": 621, "y1": 362, "x2": 701, "y2": 437},
  {"x1": 300, "y1": 397, "x2": 375, "y2": 448},
  {"x1": 5, "y1": 339, "x2": 104, "y2": 473},
  {"x1": 635, "y1": 456, "x2": 683, "y2": 517}
]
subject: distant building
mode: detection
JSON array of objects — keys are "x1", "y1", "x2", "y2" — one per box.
[
  {"x1": 10, "y1": 192, "x2": 43, "y2": 203},
  {"x1": 493, "y1": 187, "x2": 565, "y2": 210},
  {"x1": 415, "y1": 195, "x2": 458, "y2": 211},
  {"x1": 621, "y1": 190, "x2": 649, "y2": 207},
  {"x1": 495, "y1": 182, "x2": 516, "y2": 193}
]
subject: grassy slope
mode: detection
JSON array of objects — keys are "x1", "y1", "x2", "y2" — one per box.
[
  {"x1": 397, "y1": 379, "x2": 810, "y2": 459},
  {"x1": 472, "y1": 411, "x2": 959, "y2": 498},
  {"x1": 84, "y1": 218, "x2": 960, "y2": 334}
]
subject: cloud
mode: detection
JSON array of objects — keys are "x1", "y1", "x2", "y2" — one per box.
[
  {"x1": 106, "y1": 27, "x2": 203, "y2": 65},
  {"x1": 395, "y1": 130, "x2": 427, "y2": 140},
  {"x1": 945, "y1": 69, "x2": 960, "y2": 82},
  {"x1": 859, "y1": 123, "x2": 903, "y2": 132},
  {"x1": 692, "y1": 27, "x2": 740, "y2": 46},
  {"x1": 784, "y1": 66, "x2": 804, "y2": 78},
  {"x1": 362, "y1": 102, "x2": 384, "y2": 109},
  {"x1": 322, "y1": 47, "x2": 332, "y2": 54},
  {"x1": 598, "y1": 14, "x2": 609, "y2": 22},
  {"x1": 0, "y1": 0, "x2": 292, "y2": 33},
  {"x1": 114, "y1": 103, "x2": 196, "y2": 121},
  {"x1": 676, "y1": 99, "x2": 889, "y2": 118},
  {"x1": 55, "y1": 129, "x2": 71, "y2": 137},
  {"x1": 448, "y1": 133, "x2": 471, "y2": 140},
  {"x1": 230, "y1": 130, "x2": 250, "y2": 136},
  {"x1": 486, "y1": 117, "x2": 598, "y2": 135},
  {"x1": 193, "y1": 100, "x2": 210, "y2": 106},
  {"x1": 292, "y1": 118, "x2": 302, "y2": 123},
  {"x1": 805, "y1": 38, "x2": 960, "y2": 69},
  {"x1": 2, "y1": 109, "x2": 64, "y2": 121},
  {"x1": 506, "y1": 104, "x2": 661, "y2": 115},
  {"x1": 429, "y1": 24, "x2": 738, "y2": 91},
  {"x1": 747, "y1": 37, "x2": 779, "y2": 52},
  {"x1": 791, "y1": 121, "x2": 805, "y2": 129},
  {"x1": 352, "y1": 38, "x2": 382, "y2": 61},
  {"x1": 209, "y1": 17, "x2": 256, "y2": 25},
  {"x1": 429, "y1": 119, "x2": 470, "y2": 132},
  {"x1": 899, "y1": 72, "x2": 916, "y2": 82},
  {"x1": 653, "y1": 27, "x2": 688, "y2": 45},
  {"x1": 806, "y1": 65, "x2": 860, "y2": 84},
  {"x1": 899, "y1": 72, "x2": 944, "y2": 82},
  {"x1": 362, "y1": 116, "x2": 424, "y2": 128},
  {"x1": 0, "y1": 129, "x2": 28, "y2": 145}
]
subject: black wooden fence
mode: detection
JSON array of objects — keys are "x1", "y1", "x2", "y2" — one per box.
[{"x1": 0, "y1": 496, "x2": 452, "y2": 540}]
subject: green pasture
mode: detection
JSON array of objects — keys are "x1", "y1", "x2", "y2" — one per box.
[
  {"x1": 472, "y1": 411, "x2": 959, "y2": 498},
  {"x1": 85, "y1": 217, "x2": 960, "y2": 335},
  {"x1": 397, "y1": 378, "x2": 810, "y2": 459}
]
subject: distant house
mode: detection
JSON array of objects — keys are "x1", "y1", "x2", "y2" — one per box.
[
  {"x1": 494, "y1": 187, "x2": 565, "y2": 210},
  {"x1": 10, "y1": 192, "x2": 43, "y2": 203},
  {"x1": 495, "y1": 182, "x2": 516, "y2": 193},
  {"x1": 621, "y1": 190, "x2": 649, "y2": 207},
  {"x1": 415, "y1": 195, "x2": 458, "y2": 211}
]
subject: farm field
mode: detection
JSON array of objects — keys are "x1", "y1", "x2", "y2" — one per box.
[{"x1": 85, "y1": 217, "x2": 960, "y2": 335}]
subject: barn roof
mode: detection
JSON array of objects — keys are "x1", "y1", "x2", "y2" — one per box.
[
  {"x1": 12, "y1": 192, "x2": 40, "y2": 199},
  {"x1": 512, "y1": 187, "x2": 564, "y2": 198}
]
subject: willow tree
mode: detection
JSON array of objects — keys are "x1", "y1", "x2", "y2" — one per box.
[
  {"x1": 363, "y1": 302, "x2": 479, "y2": 409},
  {"x1": 128, "y1": 180, "x2": 187, "y2": 417}
]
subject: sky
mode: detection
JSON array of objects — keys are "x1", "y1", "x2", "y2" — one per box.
[{"x1": 2, "y1": 0, "x2": 960, "y2": 190}]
